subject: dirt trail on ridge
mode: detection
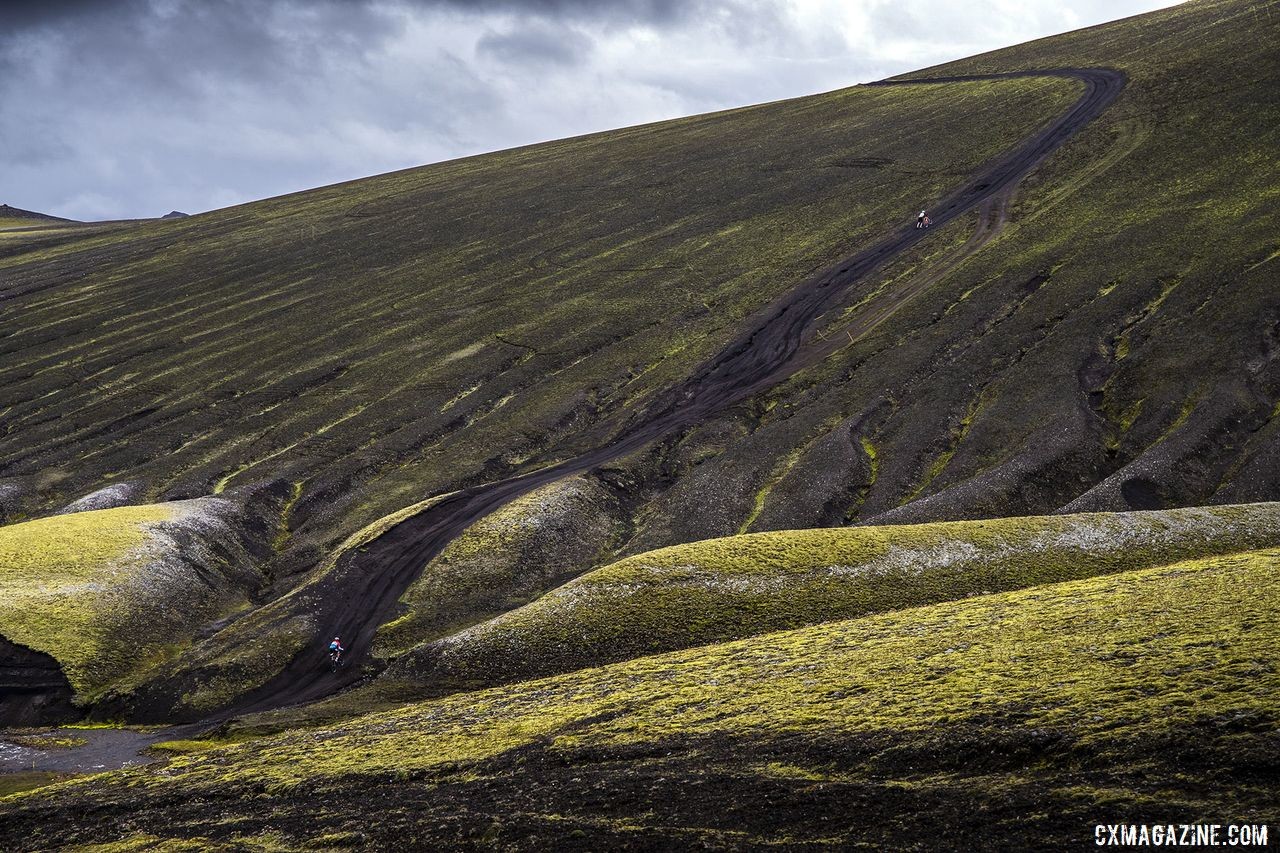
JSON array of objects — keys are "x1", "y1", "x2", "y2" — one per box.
[{"x1": 177, "y1": 68, "x2": 1130, "y2": 723}]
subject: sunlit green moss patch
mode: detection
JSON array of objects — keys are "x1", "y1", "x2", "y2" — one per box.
[
  {"x1": 27, "y1": 543, "x2": 1279, "y2": 796},
  {"x1": 0, "y1": 505, "x2": 175, "y2": 693},
  {"x1": 388, "y1": 503, "x2": 1280, "y2": 691},
  {"x1": 0, "y1": 500, "x2": 264, "y2": 700}
]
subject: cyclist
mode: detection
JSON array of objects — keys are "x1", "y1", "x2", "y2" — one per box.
[
  {"x1": 328, "y1": 636, "x2": 345, "y2": 661},
  {"x1": 916, "y1": 209, "x2": 929, "y2": 229}
]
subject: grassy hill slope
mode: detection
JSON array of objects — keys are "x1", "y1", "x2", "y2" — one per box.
[
  {"x1": 4, "y1": 546, "x2": 1275, "y2": 849},
  {"x1": 374, "y1": 503, "x2": 1280, "y2": 696},
  {"x1": 605, "y1": 0, "x2": 1280, "y2": 554},
  {"x1": 2, "y1": 0, "x2": 1277, "y2": 732},
  {"x1": 0, "y1": 76, "x2": 1074, "y2": 572},
  {"x1": 0, "y1": 68, "x2": 1091, "y2": 716},
  {"x1": 0, "y1": 499, "x2": 268, "y2": 719},
  {"x1": 243, "y1": 0, "x2": 1279, "y2": 706}
]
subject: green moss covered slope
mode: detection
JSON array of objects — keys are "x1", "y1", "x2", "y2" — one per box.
[
  {"x1": 5, "y1": 546, "x2": 1276, "y2": 849},
  {"x1": 610, "y1": 0, "x2": 1280, "y2": 551},
  {"x1": 384, "y1": 502, "x2": 1280, "y2": 694},
  {"x1": 0, "y1": 74, "x2": 1077, "y2": 564},
  {"x1": 0, "y1": 500, "x2": 265, "y2": 700},
  {"x1": 374, "y1": 475, "x2": 627, "y2": 658},
  {"x1": 2, "y1": 0, "x2": 1277, "y2": 750}
]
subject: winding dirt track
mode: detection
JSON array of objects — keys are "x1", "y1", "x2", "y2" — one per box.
[{"x1": 225, "y1": 67, "x2": 1127, "y2": 718}]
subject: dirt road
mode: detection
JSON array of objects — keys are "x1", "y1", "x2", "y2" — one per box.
[{"x1": 146, "y1": 68, "x2": 1131, "y2": 723}]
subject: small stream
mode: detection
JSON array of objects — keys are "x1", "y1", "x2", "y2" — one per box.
[{"x1": 0, "y1": 727, "x2": 169, "y2": 775}]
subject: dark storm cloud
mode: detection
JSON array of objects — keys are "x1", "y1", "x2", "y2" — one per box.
[
  {"x1": 0, "y1": 1, "x2": 1183, "y2": 221},
  {"x1": 0, "y1": 0, "x2": 141, "y2": 30},
  {"x1": 0, "y1": 2, "x2": 396, "y2": 92},
  {"x1": 427, "y1": 0, "x2": 691, "y2": 24},
  {"x1": 477, "y1": 23, "x2": 595, "y2": 67},
  {"x1": 0, "y1": 0, "x2": 435, "y2": 217},
  {"x1": 0, "y1": 0, "x2": 699, "y2": 31}
]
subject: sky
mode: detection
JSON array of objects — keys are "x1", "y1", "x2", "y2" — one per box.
[{"x1": 0, "y1": 0, "x2": 1184, "y2": 221}]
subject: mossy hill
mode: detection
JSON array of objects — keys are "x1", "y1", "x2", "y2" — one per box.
[
  {"x1": 2, "y1": 1, "x2": 1279, "y2": 846},
  {"x1": 0, "y1": 499, "x2": 268, "y2": 722},
  {"x1": 0, "y1": 73, "x2": 1076, "y2": 563},
  {"x1": 2, "y1": 64, "x2": 1086, "y2": 716},
  {"x1": 3, "y1": 2, "x2": 1274, "y2": 716},
  {"x1": 5, "y1": 546, "x2": 1276, "y2": 849},
  {"x1": 375, "y1": 502, "x2": 1280, "y2": 697},
  {"x1": 606, "y1": 0, "x2": 1280, "y2": 557}
]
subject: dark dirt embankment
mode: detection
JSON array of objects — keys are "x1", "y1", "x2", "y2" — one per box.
[{"x1": 0, "y1": 638, "x2": 78, "y2": 727}]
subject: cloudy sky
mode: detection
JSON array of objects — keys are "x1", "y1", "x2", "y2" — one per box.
[{"x1": 1, "y1": 0, "x2": 1182, "y2": 221}]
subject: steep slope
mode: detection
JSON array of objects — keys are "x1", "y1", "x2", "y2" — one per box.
[
  {"x1": 0, "y1": 71, "x2": 1101, "y2": 717},
  {"x1": 607, "y1": 0, "x2": 1280, "y2": 552},
  {"x1": 3, "y1": 0, "x2": 1277, "y2": 727},
  {"x1": 101, "y1": 66, "x2": 1124, "y2": 722},
  {"x1": 0, "y1": 77, "x2": 1075, "y2": 565},
  {"x1": 4, "y1": 547, "x2": 1276, "y2": 849},
  {"x1": 239, "y1": 0, "x2": 1278, "y2": 718}
]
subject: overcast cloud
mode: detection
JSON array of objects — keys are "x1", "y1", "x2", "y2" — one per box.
[{"x1": 0, "y1": 0, "x2": 1182, "y2": 221}]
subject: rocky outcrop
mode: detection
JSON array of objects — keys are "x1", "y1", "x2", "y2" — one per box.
[
  {"x1": 0, "y1": 635, "x2": 79, "y2": 726},
  {"x1": 54, "y1": 483, "x2": 142, "y2": 515}
]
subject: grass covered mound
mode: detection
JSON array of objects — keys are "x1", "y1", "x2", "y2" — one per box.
[
  {"x1": 383, "y1": 502, "x2": 1280, "y2": 693},
  {"x1": 0, "y1": 500, "x2": 265, "y2": 700},
  {"x1": 374, "y1": 476, "x2": 626, "y2": 658},
  {"x1": 4, "y1": 546, "x2": 1276, "y2": 849}
]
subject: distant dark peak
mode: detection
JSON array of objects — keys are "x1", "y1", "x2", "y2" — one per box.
[
  {"x1": 0, "y1": 203, "x2": 75, "y2": 223},
  {"x1": 161, "y1": 210, "x2": 190, "y2": 219}
]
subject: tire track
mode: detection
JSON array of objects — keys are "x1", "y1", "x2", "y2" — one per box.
[{"x1": 209, "y1": 67, "x2": 1129, "y2": 719}]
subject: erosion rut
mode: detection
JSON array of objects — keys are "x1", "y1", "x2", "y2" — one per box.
[{"x1": 215, "y1": 67, "x2": 1128, "y2": 719}]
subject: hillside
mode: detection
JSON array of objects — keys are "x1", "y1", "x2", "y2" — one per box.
[
  {"x1": 608, "y1": 0, "x2": 1280, "y2": 553},
  {"x1": 0, "y1": 204, "x2": 75, "y2": 227},
  {"x1": 376, "y1": 503, "x2": 1280, "y2": 697},
  {"x1": 4, "y1": 547, "x2": 1276, "y2": 848},
  {"x1": 0, "y1": 76, "x2": 1076, "y2": 550},
  {"x1": 0, "y1": 497, "x2": 272, "y2": 723},
  {"x1": 2, "y1": 0, "x2": 1280, "y2": 846},
  {"x1": 2, "y1": 69, "x2": 1094, "y2": 716}
]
